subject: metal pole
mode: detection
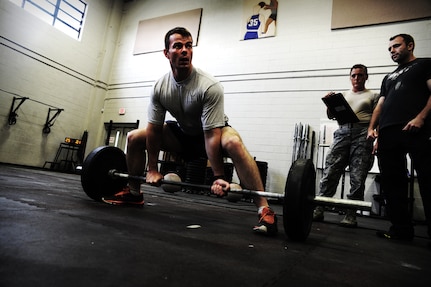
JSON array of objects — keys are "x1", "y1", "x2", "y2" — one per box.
[{"x1": 110, "y1": 170, "x2": 372, "y2": 211}]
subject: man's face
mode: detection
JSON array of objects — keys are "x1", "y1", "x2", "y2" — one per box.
[
  {"x1": 350, "y1": 68, "x2": 367, "y2": 92},
  {"x1": 388, "y1": 36, "x2": 412, "y2": 64},
  {"x1": 164, "y1": 34, "x2": 193, "y2": 70}
]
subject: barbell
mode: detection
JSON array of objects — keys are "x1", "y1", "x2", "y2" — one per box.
[{"x1": 80, "y1": 146, "x2": 372, "y2": 241}]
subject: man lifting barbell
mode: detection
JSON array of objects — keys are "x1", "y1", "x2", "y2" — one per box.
[{"x1": 101, "y1": 27, "x2": 278, "y2": 235}]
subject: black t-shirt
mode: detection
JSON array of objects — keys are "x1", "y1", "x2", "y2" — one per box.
[{"x1": 379, "y1": 58, "x2": 431, "y2": 131}]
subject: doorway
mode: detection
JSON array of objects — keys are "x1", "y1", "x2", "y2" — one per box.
[{"x1": 104, "y1": 120, "x2": 140, "y2": 152}]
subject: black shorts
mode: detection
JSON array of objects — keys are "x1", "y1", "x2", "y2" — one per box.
[
  {"x1": 166, "y1": 121, "x2": 207, "y2": 160},
  {"x1": 166, "y1": 121, "x2": 230, "y2": 161}
]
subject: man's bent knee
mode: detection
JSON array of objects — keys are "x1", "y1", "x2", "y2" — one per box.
[
  {"x1": 222, "y1": 134, "x2": 244, "y2": 154},
  {"x1": 127, "y1": 129, "x2": 147, "y2": 148}
]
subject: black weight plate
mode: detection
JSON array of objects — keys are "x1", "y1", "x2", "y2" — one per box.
[
  {"x1": 81, "y1": 146, "x2": 128, "y2": 201},
  {"x1": 283, "y1": 158, "x2": 316, "y2": 241}
]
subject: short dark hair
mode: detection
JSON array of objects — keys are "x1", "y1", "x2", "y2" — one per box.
[
  {"x1": 350, "y1": 64, "x2": 368, "y2": 76},
  {"x1": 389, "y1": 33, "x2": 415, "y2": 51},
  {"x1": 164, "y1": 27, "x2": 192, "y2": 50}
]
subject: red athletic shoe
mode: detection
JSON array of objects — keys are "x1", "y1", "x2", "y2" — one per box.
[
  {"x1": 253, "y1": 206, "x2": 278, "y2": 235},
  {"x1": 102, "y1": 186, "x2": 144, "y2": 206}
]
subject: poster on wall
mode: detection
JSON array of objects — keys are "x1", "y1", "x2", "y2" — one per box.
[
  {"x1": 241, "y1": 0, "x2": 278, "y2": 40},
  {"x1": 134, "y1": 9, "x2": 202, "y2": 55}
]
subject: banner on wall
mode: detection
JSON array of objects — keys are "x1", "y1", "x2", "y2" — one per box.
[
  {"x1": 134, "y1": 9, "x2": 202, "y2": 55},
  {"x1": 241, "y1": 0, "x2": 278, "y2": 40}
]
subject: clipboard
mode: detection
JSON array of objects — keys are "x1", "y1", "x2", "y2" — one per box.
[{"x1": 321, "y1": 93, "x2": 359, "y2": 124}]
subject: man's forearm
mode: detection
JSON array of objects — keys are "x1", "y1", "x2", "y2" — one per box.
[{"x1": 368, "y1": 97, "x2": 384, "y2": 131}]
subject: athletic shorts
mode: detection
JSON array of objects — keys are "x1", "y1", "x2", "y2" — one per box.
[{"x1": 166, "y1": 121, "x2": 229, "y2": 161}]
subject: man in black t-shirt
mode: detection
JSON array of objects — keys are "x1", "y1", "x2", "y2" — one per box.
[{"x1": 368, "y1": 34, "x2": 431, "y2": 244}]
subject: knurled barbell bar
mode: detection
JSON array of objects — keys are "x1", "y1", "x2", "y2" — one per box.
[{"x1": 80, "y1": 146, "x2": 372, "y2": 241}]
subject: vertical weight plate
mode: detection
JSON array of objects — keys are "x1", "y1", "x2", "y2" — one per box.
[
  {"x1": 283, "y1": 158, "x2": 316, "y2": 241},
  {"x1": 81, "y1": 146, "x2": 128, "y2": 201}
]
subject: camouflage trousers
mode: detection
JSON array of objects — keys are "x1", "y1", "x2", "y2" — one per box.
[{"x1": 319, "y1": 124, "x2": 374, "y2": 200}]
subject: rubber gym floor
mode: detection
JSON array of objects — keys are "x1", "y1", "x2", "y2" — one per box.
[{"x1": 1, "y1": 163, "x2": 430, "y2": 287}]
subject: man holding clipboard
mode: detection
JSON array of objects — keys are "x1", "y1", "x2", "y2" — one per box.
[{"x1": 314, "y1": 64, "x2": 379, "y2": 227}]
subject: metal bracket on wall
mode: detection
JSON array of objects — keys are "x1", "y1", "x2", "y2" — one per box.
[
  {"x1": 43, "y1": 108, "x2": 64, "y2": 134},
  {"x1": 8, "y1": 97, "x2": 29, "y2": 125}
]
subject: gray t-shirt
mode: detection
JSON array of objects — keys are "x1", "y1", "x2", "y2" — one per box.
[{"x1": 148, "y1": 67, "x2": 229, "y2": 136}]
